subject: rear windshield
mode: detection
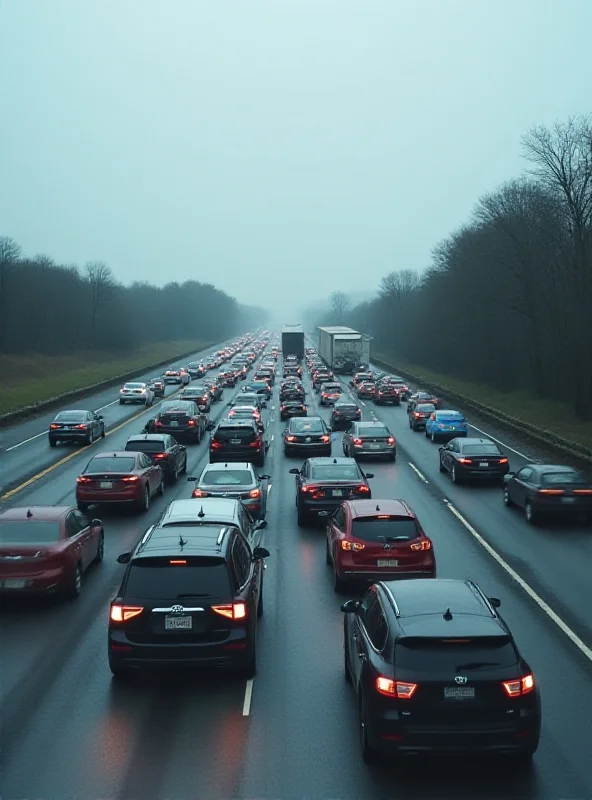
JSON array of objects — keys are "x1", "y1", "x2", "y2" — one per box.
[
  {"x1": 125, "y1": 440, "x2": 166, "y2": 454},
  {"x1": 357, "y1": 425, "x2": 389, "y2": 436},
  {"x1": 124, "y1": 383, "x2": 144, "y2": 389},
  {"x1": 352, "y1": 517, "x2": 419, "y2": 542},
  {"x1": 323, "y1": 384, "x2": 341, "y2": 391},
  {"x1": 215, "y1": 426, "x2": 256, "y2": 441},
  {"x1": 124, "y1": 558, "x2": 231, "y2": 598},
  {"x1": 160, "y1": 401, "x2": 192, "y2": 413},
  {"x1": 437, "y1": 412, "x2": 464, "y2": 420},
  {"x1": 336, "y1": 404, "x2": 357, "y2": 411},
  {"x1": 541, "y1": 471, "x2": 587, "y2": 485},
  {"x1": 290, "y1": 419, "x2": 324, "y2": 433},
  {"x1": 416, "y1": 404, "x2": 436, "y2": 412},
  {"x1": 395, "y1": 638, "x2": 516, "y2": 671},
  {"x1": 310, "y1": 465, "x2": 360, "y2": 481},
  {"x1": 180, "y1": 389, "x2": 201, "y2": 396},
  {"x1": 85, "y1": 456, "x2": 136, "y2": 473},
  {"x1": 54, "y1": 411, "x2": 86, "y2": 422},
  {"x1": 0, "y1": 520, "x2": 60, "y2": 544},
  {"x1": 462, "y1": 444, "x2": 501, "y2": 455},
  {"x1": 201, "y1": 469, "x2": 253, "y2": 486}
]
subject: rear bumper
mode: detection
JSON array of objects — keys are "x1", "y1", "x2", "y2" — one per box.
[
  {"x1": 284, "y1": 442, "x2": 331, "y2": 454},
  {"x1": 460, "y1": 466, "x2": 510, "y2": 479},
  {"x1": 210, "y1": 448, "x2": 264, "y2": 462},
  {"x1": 0, "y1": 566, "x2": 70, "y2": 593},
  {"x1": 48, "y1": 432, "x2": 89, "y2": 442},
  {"x1": 339, "y1": 567, "x2": 435, "y2": 583},
  {"x1": 352, "y1": 447, "x2": 396, "y2": 458},
  {"x1": 157, "y1": 425, "x2": 200, "y2": 438},
  {"x1": 108, "y1": 629, "x2": 253, "y2": 668},
  {"x1": 76, "y1": 487, "x2": 142, "y2": 504}
]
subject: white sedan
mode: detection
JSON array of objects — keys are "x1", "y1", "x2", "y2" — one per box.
[{"x1": 119, "y1": 382, "x2": 155, "y2": 405}]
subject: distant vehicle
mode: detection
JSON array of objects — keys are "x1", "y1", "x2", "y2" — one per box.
[
  {"x1": 282, "y1": 324, "x2": 305, "y2": 359},
  {"x1": 373, "y1": 383, "x2": 400, "y2": 405},
  {"x1": 503, "y1": 464, "x2": 592, "y2": 524},
  {"x1": 342, "y1": 421, "x2": 396, "y2": 461},
  {"x1": 124, "y1": 434, "x2": 187, "y2": 482},
  {"x1": 408, "y1": 402, "x2": 436, "y2": 431},
  {"x1": 317, "y1": 326, "x2": 370, "y2": 370},
  {"x1": 76, "y1": 451, "x2": 164, "y2": 513},
  {"x1": 425, "y1": 410, "x2": 468, "y2": 442},
  {"x1": 163, "y1": 369, "x2": 183, "y2": 385},
  {"x1": 331, "y1": 401, "x2": 362, "y2": 430},
  {"x1": 289, "y1": 457, "x2": 373, "y2": 526},
  {"x1": 179, "y1": 385, "x2": 211, "y2": 412},
  {"x1": 148, "y1": 400, "x2": 207, "y2": 443},
  {"x1": 283, "y1": 416, "x2": 332, "y2": 457},
  {"x1": 320, "y1": 382, "x2": 342, "y2": 405},
  {"x1": 280, "y1": 400, "x2": 308, "y2": 420},
  {"x1": 210, "y1": 419, "x2": 266, "y2": 467},
  {"x1": 147, "y1": 378, "x2": 165, "y2": 397},
  {"x1": 119, "y1": 382, "x2": 154, "y2": 406},
  {"x1": 48, "y1": 409, "x2": 105, "y2": 447},
  {"x1": 188, "y1": 462, "x2": 271, "y2": 519}
]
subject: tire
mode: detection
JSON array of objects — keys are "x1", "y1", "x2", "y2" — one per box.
[
  {"x1": 431, "y1": 431, "x2": 437, "y2": 442},
  {"x1": 49, "y1": 438, "x2": 57, "y2": 447},
  {"x1": 94, "y1": 532, "x2": 104, "y2": 564},
  {"x1": 86, "y1": 432, "x2": 93, "y2": 445},
  {"x1": 101, "y1": 425, "x2": 105, "y2": 439},
  {"x1": 359, "y1": 696, "x2": 378, "y2": 764},
  {"x1": 333, "y1": 567, "x2": 346, "y2": 593},
  {"x1": 181, "y1": 454, "x2": 188, "y2": 474},
  {"x1": 325, "y1": 539, "x2": 331, "y2": 565},
  {"x1": 503, "y1": 486, "x2": 513, "y2": 506},
  {"x1": 119, "y1": 399, "x2": 125, "y2": 405},
  {"x1": 439, "y1": 457, "x2": 446, "y2": 473},
  {"x1": 525, "y1": 502, "x2": 537, "y2": 525},
  {"x1": 66, "y1": 563, "x2": 83, "y2": 599},
  {"x1": 297, "y1": 501, "x2": 309, "y2": 527},
  {"x1": 257, "y1": 579, "x2": 264, "y2": 618},
  {"x1": 452, "y1": 466, "x2": 461, "y2": 484},
  {"x1": 344, "y1": 635, "x2": 352, "y2": 683},
  {"x1": 158, "y1": 476, "x2": 165, "y2": 496},
  {"x1": 77, "y1": 502, "x2": 89, "y2": 513},
  {"x1": 138, "y1": 486, "x2": 150, "y2": 512}
]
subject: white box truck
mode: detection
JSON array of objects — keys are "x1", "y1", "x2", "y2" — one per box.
[{"x1": 318, "y1": 326, "x2": 370, "y2": 373}]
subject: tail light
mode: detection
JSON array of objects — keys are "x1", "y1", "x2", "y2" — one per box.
[
  {"x1": 76, "y1": 476, "x2": 92, "y2": 483},
  {"x1": 352, "y1": 438, "x2": 363, "y2": 446},
  {"x1": 458, "y1": 458, "x2": 473, "y2": 464},
  {"x1": 320, "y1": 435, "x2": 330, "y2": 443},
  {"x1": 375, "y1": 676, "x2": 418, "y2": 699},
  {"x1": 212, "y1": 603, "x2": 247, "y2": 620},
  {"x1": 122, "y1": 476, "x2": 140, "y2": 482},
  {"x1": 356, "y1": 484, "x2": 370, "y2": 493},
  {"x1": 537, "y1": 488, "x2": 564, "y2": 495},
  {"x1": 249, "y1": 488, "x2": 262, "y2": 498},
  {"x1": 410, "y1": 539, "x2": 432, "y2": 551},
  {"x1": 573, "y1": 488, "x2": 592, "y2": 495},
  {"x1": 211, "y1": 440, "x2": 223, "y2": 449},
  {"x1": 192, "y1": 489, "x2": 208, "y2": 497},
  {"x1": 502, "y1": 674, "x2": 535, "y2": 697},
  {"x1": 110, "y1": 605, "x2": 144, "y2": 622},
  {"x1": 499, "y1": 458, "x2": 509, "y2": 464},
  {"x1": 153, "y1": 453, "x2": 168, "y2": 460},
  {"x1": 341, "y1": 540, "x2": 365, "y2": 551},
  {"x1": 188, "y1": 419, "x2": 196, "y2": 427},
  {"x1": 74, "y1": 424, "x2": 87, "y2": 430},
  {"x1": 249, "y1": 437, "x2": 263, "y2": 448},
  {"x1": 155, "y1": 420, "x2": 163, "y2": 427},
  {"x1": 286, "y1": 435, "x2": 296, "y2": 442},
  {"x1": 387, "y1": 436, "x2": 395, "y2": 445},
  {"x1": 301, "y1": 484, "x2": 320, "y2": 493},
  {"x1": 49, "y1": 423, "x2": 60, "y2": 429}
]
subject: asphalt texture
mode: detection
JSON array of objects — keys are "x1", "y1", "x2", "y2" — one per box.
[{"x1": 1, "y1": 347, "x2": 592, "y2": 800}]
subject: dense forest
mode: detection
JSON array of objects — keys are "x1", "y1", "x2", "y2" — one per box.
[
  {"x1": 0, "y1": 240, "x2": 266, "y2": 354},
  {"x1": 307, "y1": 116, "x2": 592, "y2": 419}
]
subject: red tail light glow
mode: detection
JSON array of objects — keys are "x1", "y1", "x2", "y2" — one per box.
[
  {"x1": 352, "y1": 438, "x2": 363, "y2": 446},
  {"x1": 249, "y1": 438, "x2": 263, "y2": 448},
  {"x1": 375, "y1": 676, "x2": 418, "y2": 699},
  {"x1": 50, "y1": 423, "x2": 60, "y2": 429},
  {"x1": 211, "y1": 440, "x2": 223, "y2": 449},
  {"x1": 341, "y1": 540, "x2": 365, "y2": 551},
  {"x1": 212, "y1": 603, "x2": 247, "y2": 620},
  {"x1": 410, "y1": 539, "x2": 432, "y2": 551},
  {"x1": 286, "y1": 435, "x2": 296, "y2": 442},
  {"x1": 192, "y1": 489, "x2": 208, "y2": 497},
  {"x1": 110, "y1": 605, "x2": 144, "y2": 622},
  {"x1": 122, "y1": 475, "x2": 140, "y2": 482},
  {"x1": 76, "y1": 476, "x2": 92, "y2": 483},
  {"x1": 249, "y1": 488, "x2": 261, "y2": 498},
  {"x1": 153, "y1": 453, "x2": 168, "y2": 460},
  {"x1": 537, "y1": 488, "x2": 564, "y2": 495},
  {"x1": 387, "y1": 436, "x2": 395, "y2": 445},
  {"x1": 499, "y1": 457, "x2": 509, "y2": 464},
  {"x1": 320, "y1": 435, "x2": 330, "y2": 443},
  {"x1": 169, "y1": 559, "x2": 187, "y2": 564},
  {"x1": 502, "y1": 674, "x2": 535, "y2": 697},
  {"x1": 458, "y1": 458, "x2": 473, "y2": 464},
  {"x1": 356, "y1": 484, "x2": 370, "y2": 493},
  {"x1": 188, "y1": 420, "x2": 196, "y2": 426},
  {"x1": 301, "y1": 485, "x2": 320, "y2": 493},
  {"x1": 573, "y1": 488, "x2": 592, "y2": 495}
]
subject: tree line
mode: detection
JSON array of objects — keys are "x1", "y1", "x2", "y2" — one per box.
[
  {"x1": 0, "y1": 240, "x2": 267, "y2": 355},
  {"x1": 309, "y1": 115, "x2": 592, "y2": 419}
]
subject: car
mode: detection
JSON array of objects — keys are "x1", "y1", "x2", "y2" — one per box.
[
  {"x1": 341, "y1": 578, "x2": 541, "y2": 762},
  {"x1": 408, "y1": 402, "x2": 436, "y2": 431},
  {"x1": 313, "y1": 371, "x2": 332, "y2": 390},
  {"x1": 210, "y1": 419, "x2": 266, "y2": 467},
  {"x1": 119, "y1": 382, "x2": 155, "y2": 406},
  {"x1": 147, "y1": 378, "x2": 165, "y2": 397},
  {"x1": 255, "y1": 369, "x2": 274, "y2": 386},
  {"x1": 188, "y1": 462, "x2": 271, "y2": 519},
  {"x1": 76, "y1": 451, "x2": 164, "y2": 513},
  {"x1": 179, "y1": 369, "x2": 191, "y2": 386},
  {"x1": 280, "y1": 383, "x2": 305, "y2": 403},
  {"x1": 163, "y1": 369, "x2": 183, "y2": 385},
  {"x1": 425, "y1": 410, "x2": 468, "y2": 442},
  {"x1": 284, "y1": 366, "x2": 302, "y2": 379},
  {"x1": 350, "y1": 372, "x2": 373, "y2": 389},
  {"x1": 179, "y1": 386, "x2": 211, "y2": 412},
  {"x1": 389, "y1": 379, "x2": 411, "y2": 400},
  {"x1": 124, "y1": 434, "x2": 188, "y2": 482},
  {"x1": 331, "y1": 401, "x2": 362, "y2": 430},
  {"x1": 244, "y1": 380, "x2": 271, "y2": 400},
  {"x1": 503, "y1": 464, "x2": 592, "y2": 524},
  {"x1": 218, "y1": 369, "x2": 237, "y2": 387},
  {"x1": 48, "y1": 409, "x2": 105, "y2": 447},
  {"x1": 204, "y1": 379, "x2": 223, "y2": 402},
  {"x1": 0, "y1": 506, "x2": 104, "y2": 598},
  {"x1": 289, "y1": 457, "x2": 373, "y2": 526},
  {"x1": 150, "y1": 400, "x2": 207, "y2": 443},
  {"x1": 373, "y1": 383, "x2": 400, "y2": 405},
  {"x1": 283, "y1": 416, "x2": 332, "y2": 457},
  {"x1": 439, "y1": 438, "x2": 510, "y2": 484},
  {"x1": 325, "y1": 499, "x2": 435, "y2": 590},
  {"x1": 186, "y1": 361, "x2": 206, "y2": 378},
  {"x1": 154, "y1": 497, "x2": 267, "y2": 548},
  {"x1": 320, "y1": 382, "x2": 343, "y2": 405},
  {"x1": 108, "y1": 521, "x2": 270, "y2": 678},
  {"x1": 407, "y1": 391, "x2": 440, "y2": 411},
  {"x1": 280, "y1": 400, "x2": 308, "y2": 420},
  {"x1": 342, "y1": 421, "x2": 396, "y2": 461},
  {"x1": 357, "y1": 381, "x2": 376, "y2": 400},
  {"x1": 236, "y1": 392, "x2": 267, "y2": 410}
]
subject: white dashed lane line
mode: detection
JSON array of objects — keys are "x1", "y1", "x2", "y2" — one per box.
[
  {"x1": 242, "y1": 679, "x2": 254, "y2": 715},
  {"x1": 408, "y1": 462, "x2": 429, "y2": 484}
]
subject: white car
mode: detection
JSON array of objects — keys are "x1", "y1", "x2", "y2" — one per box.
[{"x1": 119, "y1": 382, "x2": 155, "y2": 405}]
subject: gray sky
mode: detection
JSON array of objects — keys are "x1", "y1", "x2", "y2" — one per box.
[{"x1": 1, "y1": 0, "x2": 590, "y2": 314}]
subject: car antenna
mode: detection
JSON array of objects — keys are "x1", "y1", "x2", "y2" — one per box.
[
  {"x1": 178, "y1": 534, "x2": 187, "y2": 547},
  {"x1": 443, "y1": 608, "x2": 453, "y2": 621},
  {"x1": 27, "y1": 509, "x2": 33, "y2": 518},
  {"x1": 198, "y1": 506, "x2": 206, "y2": 518},
  {"x1": 333, "y1": 458, "x2": 337, "y2": 463},
  {"x1": 376, "y1": 504, "x2": 380, "y2": 512}
]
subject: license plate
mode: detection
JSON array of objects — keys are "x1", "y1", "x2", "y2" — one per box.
[
  {"x1": 377, "y1": 559, "x2": 398, "y2": 567},
  {"x1": 368, "y1": 444, "x2": 381, "y2": 450},
  {"x1": 170, "y1": 421, "x2": 179, "y2": 427},
  {"x1": 230, "y1": 439, "x2": 242, "y2": 444},
  {"x1": 100, "y1": 481, "x2": 112, "y2": 489},
  {"x1": 2, "y1": 579, "x2": 26, "y2": 589},
  {"x1": 165, "y1": 615, "x2": 192, "y2": 630},
  {"x1": 333, "y1": 489, "x2": 343, "y2": 496},
  {"x1": 479, "y1": 462, "x2": 489, "y2": 468},
  {"x1": 561, "y1": 497, "x2": 576, "y2": 503},
  {"x1": 444, "y1": 686, "x2": 475, "y2": 699}
]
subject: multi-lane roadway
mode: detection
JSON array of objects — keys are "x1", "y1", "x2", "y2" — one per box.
[{"x1": 1, "y1": 344, "x2": 591, "y2": 800}]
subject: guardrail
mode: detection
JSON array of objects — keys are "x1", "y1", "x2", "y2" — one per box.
[
  {"x1": 372, "y1": 355, "x2": 592, "y2": 465},
  {"x1": 0, "y1": 343, "x2": 215, "y2": 429}
]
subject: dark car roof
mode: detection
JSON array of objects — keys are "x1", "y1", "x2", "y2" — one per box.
[
  {"x1": 308, "y1": 457, "x2": 357, "y2": 466},
  {"x1": 201, "y1": 462, "x2": 254, "y2": 473},
  {"x1": 354, "y1": 421, "x2": 388, "y2": 429},
  {"x1": 217, "y1": 419, "x2": 256, "y2": 428},
  {"x1": 0, "y1": 506, "x2": 71, "y2": 522},
  {"x1": 347, "y1": 499, "x2": 412, "y2": 518},
  {"x1": 127, "y1": 434, "x2": 167, "y2": 443},
  {"x1": 89, "y1": 451, "x2": 134, "y2": 460},
  {"x1": 383, "y1": 579, "x2": 497, "y2": 627},
  {"x1": 135, "y1": 524, "x2": 230, "y2": 559},
  {"x1": 531, "y1": 464, "x2": 581, "y2": 473},
  {"x1": 459, "y1": 437, "x2": 498, "y2": 446}
]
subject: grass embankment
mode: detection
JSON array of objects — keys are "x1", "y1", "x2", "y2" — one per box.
[
  {"x1": 0, "y1": 341, "x2": 210, "y2": 415},
  {"x1": 376, "y1": 353, "x2": 592, "y2": 451}
]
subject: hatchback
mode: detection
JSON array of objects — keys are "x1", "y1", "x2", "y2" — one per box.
[
  {"x1": 188, "y1": 463, "x2": 271, "y2": 519},
  {"x1": 210, "y1": 420, "x2": 265, "y2": 467},
  {"x1": 425, "y1": 410, "x2": 468, "y2": 442}
]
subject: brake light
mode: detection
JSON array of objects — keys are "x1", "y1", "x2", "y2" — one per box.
[
  {"x1": 410, "y1": 539, "x2": 432, "y2": 551},
  {"x1": 249, "y1": 438, "x2": 263, "y2": 448},
  {"x1": 537, "y1": 488, "x2": 564, "y2": 495},
  {"x1": 122, "y1": 476, "x2": 140, "y2": 482},
  {"x1": 387, "y1": 436, "x2": 395, "y2": 445},
  {"x1": 74, "y1": 424, "x2": 87, "y2": 430},
  {"x1": 153, "y1": 453, "x2": 168, "y2": 460},
  {"x1": 320, "y1": 435, "x2": 330, "y2": 443},
  {"x1": 341, "y1": 540, "x2": 365, "y2": 551},
  {"x1": 188, "y1": 419, "x2": 196, "y2": 426},
  {"x1": 110, "y1": 605, "x2": 144, "y2": 622},
  {"x1": 192, "y1": 489, "x2": 208, "y2": 497},
  {"x1": 286, "y1": 435, "x2": 296, "y2": 442},
  {"x1": 301, "y1": 485, "x2": 320, "y2": 493},
  {"x1": 76, "y1": 476, "x2": 92, "y2": 483},
  {"x1": 155, "y1": 420, "x2": 163, "y2": 427},
  {"x1": 211, "y1": 603, "x2": 247, "y2": 620},
  {"x1": 375, "y1": 676, "x2": 418, "y2": 699},
  {"x1": 502, "y1": 674, "x2": 535, "y2": 697},
  {"x1": 573, "y1": 488, "x2": 592, "y2": 495},
  {"x1": 457, "y1": 458, "x2": 473, "y2": 464},
  {"x1": 211, "y1": 440, "x2": 223, "y2": 449},
  {"x1": 352, "y1": 438, "x2": 363, "y2": 446},
  {"x1": 49, "y1": 423, "x2": 60, "y2": 429},
  {"x1": 249, "y1": 488, "x2": 261, "y2": 498},
  {"x1": 169, "y1": 559, "x2": 187, "y2": 564},
  {"x1": 356, "y1": 484, "x2": 370, "y2": 493}
]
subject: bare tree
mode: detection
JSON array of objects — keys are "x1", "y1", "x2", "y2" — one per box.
[
  {"x1": 331, "y1": 291, "x2": 350, "y2": 323},
  {"x1": 0, "y1": 237, "x2": 22, "y2": 349},
  {"x1": 85, "y1": 261, "x2": 117, "y2": 346},
  {"x1": 379, "y1": 269, "x2": 420, "y2": 303}
]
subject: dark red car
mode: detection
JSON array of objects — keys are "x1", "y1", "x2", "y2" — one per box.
[
  {"x1": 76, "y1": 451, "x2": 164, "y2": 513},
  {"x1": 325, "y1": 498, "x2": 436, "y2": 591},
  {"x1": 0, "y1": 506, "x2": 104, "y2": 598}
]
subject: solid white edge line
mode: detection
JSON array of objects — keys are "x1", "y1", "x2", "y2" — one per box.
[
  {"x1": 444, "y1": 500, "x2": 592, "y2": 662},
  {"x1": 467, "y1": 423, "x2": 532, "y2": 460},
  {"x1": 408, "y1": 462, "x2": 429, "y2": 484},
  {"x1": 6, "y1": 432, "x2": 46, "y2": 451},
  {"x1": 242, "y1": 678, "x2": 254, "y2": 715}
]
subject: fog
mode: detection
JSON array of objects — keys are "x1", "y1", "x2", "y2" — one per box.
[{"x1": 1, "y1": 0, "x2": 590, "y2": 316}]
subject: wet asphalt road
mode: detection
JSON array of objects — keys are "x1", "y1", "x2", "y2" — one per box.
[{"x1": 1, "y1": 350, "x2": 592, "y2": 800}]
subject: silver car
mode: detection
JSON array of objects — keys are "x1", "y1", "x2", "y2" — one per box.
[
  {"x1": 342, "y1": 421, "x2": 396, "y2": 461},
  {"x1": 119, "y1": 382, "x2": 155, "y2": 406}
]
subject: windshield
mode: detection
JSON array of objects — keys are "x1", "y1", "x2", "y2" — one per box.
[
  {"x1": 541, "y1": 471, "x2": 587, "y2": 485},
  {"x1": 124, "y1": 559, "x2": 231, "y2": 597},
  {"x1": 395, "y1": 638, "x2": 516, "y2": 671},
  {"x1": 352, "y1": 517, "x2": 419, "y2": 542},
  {"x1": 85, "y1": 457, "x2": 136, "y2": 473},
  {"x1": 290, "y1": 419, "x2": 324, "y2": 433},
  {"x1": 357, "y1": 425, "x2": 389, "y2": 436},
  {"x1": 416, "y1": 404, "x2": 436, "y2": 412},
  {"x1": 54, "y1": 411, "x2": 87, "y2": 422},
  {"x1": 201, "y1": 469, "x2": 253, "y2": 486},
  {"x1": 125, "y1": 440, "x2": 166, "y2": 453},
  {"x1": 310, "y1": 465, "x2": 360, "y2": 481},
  {"x1": 462, "y1": 444, "x2": 501, "y2": 455},
  {"x1": 0, "y1": 520, "x2": 61, "y2": 544},
  {"x1": 160, "y1": 401, "x2": 192, "y2": 412},
  {"x1": 124, "y1": 383, "x2": 144, "y2": 389}
]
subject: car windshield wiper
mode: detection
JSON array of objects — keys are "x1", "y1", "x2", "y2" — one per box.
[{"x1": 455, "y1": 662, "x2": 499, "y2": 670}]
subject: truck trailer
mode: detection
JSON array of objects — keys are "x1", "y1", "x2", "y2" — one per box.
[
  {"x1": 282, "y1": 324, "x2": 305, "y2": 359},
  {"x1": 317, "y1": 326, "x2": 370, "y2": 373}
]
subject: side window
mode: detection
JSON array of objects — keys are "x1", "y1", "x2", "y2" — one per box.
[
  {"x1": 368, "y1": 602, "x2": 388, "y2": 651},
  {"x1": 231, "y1": 535, "x2": 251, "y2": 587},
  {"x1": 450, "y1": 441, "x2": 459, "y2": 453},
  {"x1": 239, "y1": 504, "x2": 252, "y2": 532},
  {"x1": 65, "y1": 512, "x2": 84, "y2": 538},
  {"x1": 333, "y1": 506, "x2": 346, "y2": 530},
  {"x1": 73, "y1": 510, "x2": 89, "y2": 530},
  {"x1": 358, "y1": 588, "x2": 378, "y2": 630},
  {"x1": 516, "y1": 467, "x2": 533, "y2": 482}
]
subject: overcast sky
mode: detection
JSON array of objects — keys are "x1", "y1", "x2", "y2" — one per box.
[{"x1": 1, "y1": 1, "x2": 590, "y2": 315}]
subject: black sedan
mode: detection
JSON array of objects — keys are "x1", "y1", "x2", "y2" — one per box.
[
  {"x1": 439, "y1": 437, "x2": 509, "y2": 483},
  {"x1": 283, "y1": 417, "x2": 332, "y2": 457},
  {"x1": 148, "y1": 400, "x2": 206, "y2": 443},
  {"x1": 203, "y1": 379, "x2": 223, "y2": 402},
  {"x1": 280, "y1": 400, "x2": 308, "y2": 420},
  {"x1": 49, "y1": 409, "x2": 105, "y2": 447},
  {"x1": 503, "y1": 464, "x2": 592, "y2": 524},
  {"x1": 124, "y1": 434, "x2": 187, "y2": 482},
  {"x1": 179, "y1": 385, "x2": 211, "y2": 412},
  {"x1": 188, "y1": 461, "x2": 271, "y2": 519},
  {"x1": 408, "y1": 402, "x2": 436, "y2": 430},
  {"x1": 289, "y1": 457, "x2": 373, "y2": 526},
  {"x1": 330, "y1": 401, "x2": 361, "y2": 430}
]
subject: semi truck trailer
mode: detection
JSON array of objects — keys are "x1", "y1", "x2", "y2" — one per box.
[
  {"x1": 282, "y1": 324, "x2": 305, "y2": 359},
  {"x1": 317, "y1": 326, "x2": 370, "y2": 373}
]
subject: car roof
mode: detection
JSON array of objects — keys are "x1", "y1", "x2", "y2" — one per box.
[
  {"x1": 534, "y1": 464, "x2": 579, "y2": 473},
  {"x1": 54, "y1": 409, "x2": 89, "y2": 414},
  {"x1": 436, "y1": 409, "x2": 463, "y2": 416},
  {"x1": 201, "y1": 462, "x2": 254, "y2": 473},
  {"x1": 0, "y1": 506, "x2": 71, "y2": 522},
  {"x1": 217, "y1": 419, "x2": 255, "y2": 427},
  {"x1": 127, "y1": 434, "x2": 167, "y2": 442},
  {"x1": 135, "y1": 523, "x2": 230, "y2": 558},
  {"x1": 355, "y1": 421, "x2": 388, "y2": 427},
  {"x1": 347, "y1": 499, "x2": 412, "y2": 518},
  {"x1": 309, "y1": 457, "x2": 357, "y2": 466},
  {"x1": 459, "y1": 437, "x2": 497, "y2": 446},
  {"x1": 89, "y1": 451, "x2": 135, "y2": 459},
  {"x1": 159, "y1": 498, "x2": 241, "y2": 525}
]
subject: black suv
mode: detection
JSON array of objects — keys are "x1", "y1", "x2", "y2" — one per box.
[
  {"x1": 210, "y1": 419, "x2": 265, "y2": 467},
  {"x1": 109, "y1": 524, "x2": 270, "y2": 678},
  {"x1": 148, "y1": 400, "x2": 206, "y2": 443},
  {"x1": 289, "y1": 457, "x2": 373, "y2": 525},
  {"x1": 341, "y1": 578, "x2": 541, "y2": 763},
  {"x1": 124, "y1": 434, "x2": 187, "y2": 482}
]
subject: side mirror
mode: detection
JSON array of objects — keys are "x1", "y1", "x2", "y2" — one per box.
[
  {"x1": 261, "y1": 401, "x2": 267, "y2": 408},
  {"x1": 364, "y1": 473, "x2": 374, "y2": 479},
  {"x1": 506, "y1": 471, "x2": 515, "y2": 478},
  {"x1": 253, "y1": 546, "x2": 270, "y2": 560},
  {"x1": 255, "y1": 519, "x2": 268, "y2": 529},
  {"x1": 90, "y1": 518, "x2": 103, "y2": 527},
  {"x1": 97, "y1": 415, "x2": 104, "y2": 420},
  {"x1": 340, "y1": 599, "x2": 359, "y2": 613},
  {"x1": 326, "y1": 426, "x2": 332, "y2": 432},
  {"x1": 206, "y1": 421, "x2": 216, "y2": 431},
  {"x1": 187, "y1": 476, "x2": 196, "y2": 481},
  {"x1": 289, "y1": 468, "x2": 300, "y2": 474},
  {"x1": 489, "y1": 597, "x2": 501, "y2": 608},
  {"x1": 117, "y1": 552, "x2": 131, "y2": 564},
  {"x1": 259, "y1": 474, "x2": 271, "y2": 480}
]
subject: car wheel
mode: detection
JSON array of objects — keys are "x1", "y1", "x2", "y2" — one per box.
[
  {"x1": 525, "y1": 502, "x2": 537, "y2": 524},
  {"x1": 66, "y1": 563, "x2": 83, "y2": 599},
  {"x1": 431, "y1": 431, "x2": 437, "y2": 442},
  {"x1": 94, "y1": 532, "x2": 104, "y2": 564},
  {"x1": 390, "y1": 452, "x2": 396, "y2": 461},
  {"x1": 325, "y1": 539, "x2": 331, "y2": 565},
  {"x1": 503, "y1": 486, "x2": 514, "y2": 506},
  {"x1": 77, "y1": 502, "x2": 89, "y2": 513},
  {"x1": 452, "y1": 466, "x2": 462, "y2": 484},
  {"x1": 359, "y1": 696, "x2": 378, "y2": 764},
  {"x1": 257, "y1": 579, "x2": 264, "y2": 618},
  {"x1": 181, "y1": 454, "x2": 188, "y2": 474},
  {"x1": 439, "y1": 457, "x2": 446, "y2": 473},
  {"x1": 158, "y1": 476, "x2": 165, "y2": 496},
  {"x1": 297, "y1": 501, "x2": 309, "y2": 527},
  {"x1": 101, "y1": 425, "x2": 105, "y2": 439},
  {"x1": 139, "y1": 486, "x2": 150, "y2": 512},
  {"x1": 344, "y1": 633, "x2": 352, "y2": 683},
  {"x1": 425, "y1": 429, "x2": 429, "y2": 437},
  {"x1": 49, "y1": 438, "x2": 57, "y2": 447}
]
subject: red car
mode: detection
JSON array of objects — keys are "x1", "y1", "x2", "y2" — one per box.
[
  {"x1": 325, "y1": 498, "x2": 436, "y2": 591},
  {"x1": 0, "y1": 506, "x2": 104, "y2": 598},
  {"x1": 76, "y1": 451, "x2": 164, "y2": 513}
]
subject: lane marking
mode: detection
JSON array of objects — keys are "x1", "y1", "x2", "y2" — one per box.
[
  {"x1": 96, "y1": 399, "x2": 119, "y2": 412},
  {"x1": 242, "y1": 678, "x2": 254, "y2": 715},
  {"x1": 408, "y1": 462, "x2": 429, "y2": 484},
  {"x1": 271, "y1": 434, "x2": 274, "y2": 441},
  {"x1": 444, "y1": 500, "x2": 592, "y2": 662}
]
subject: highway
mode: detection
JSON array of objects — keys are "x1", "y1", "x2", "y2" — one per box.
[{"x1": 1, "y1": 347, "x2": 591, "y2": 800}]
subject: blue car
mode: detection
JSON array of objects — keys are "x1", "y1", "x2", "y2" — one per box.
[{"x1": 425, "y1": 410, "x2": 468, "y2": 442}]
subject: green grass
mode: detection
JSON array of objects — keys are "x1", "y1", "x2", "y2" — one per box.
[
  {"x1": 0, "y1": 341, "x2": 210, "y2": 415},
  {"x1": 376, "y1": 352, "x2": 592, "y2": 451}
]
